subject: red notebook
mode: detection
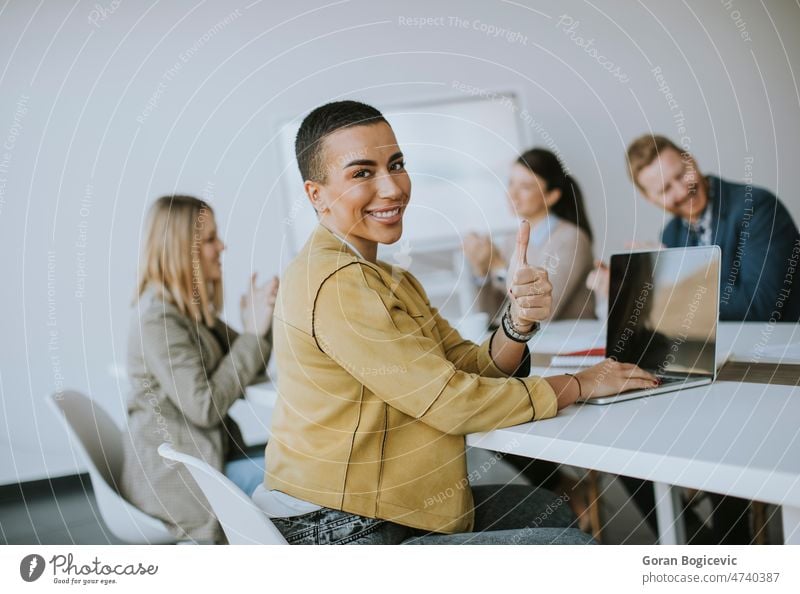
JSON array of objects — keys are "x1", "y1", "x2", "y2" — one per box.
[
  {"x1": 550, "y1": 348, "x2": 606, "y2": 368},
  {"x1": 562, "y1": 347, "x2": 606, "y2": 357}
]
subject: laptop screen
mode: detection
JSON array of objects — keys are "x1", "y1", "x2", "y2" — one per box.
[{"x1": 608, "y1": 246, "x2": 720, "y2": 376}]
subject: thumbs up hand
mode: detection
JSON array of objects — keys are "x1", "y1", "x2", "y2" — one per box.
[{"x1": 508, "y1": 220, "x2": 552, "y2": 331}]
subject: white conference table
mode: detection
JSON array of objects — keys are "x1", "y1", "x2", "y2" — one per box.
[
  {"x1": 244, "y1": 320, "x2": 800, "y2": 544},
  {"x1": 471, "y1": 320, "x2": 800, "y2": 544}
]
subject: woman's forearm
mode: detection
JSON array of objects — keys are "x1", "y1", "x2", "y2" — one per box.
[
  {"x1": 489, "y1": 328, "x2": 529, "y2": 375},
  {"x1": 489, "y1": 330, "x2": 580, "y2": 409},
  {"x1": 544, "y1": 374, "x2": 581, "y2": 410}
]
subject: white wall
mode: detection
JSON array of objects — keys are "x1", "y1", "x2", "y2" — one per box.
[{"x1": 1, "y1": 0, "x2": 799, "y2": 484}]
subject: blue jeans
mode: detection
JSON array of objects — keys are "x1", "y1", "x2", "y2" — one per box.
[
  {"x1": 271, "y1": 484, "x2": 595, "y2": 545},
  {"x1": 224, "y1": 455, "x2": 265, "y2": 497}
]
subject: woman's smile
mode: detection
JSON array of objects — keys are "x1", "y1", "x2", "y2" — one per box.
[{"x1": 364, "y1": 203, "x2": 405, "y2": 224}]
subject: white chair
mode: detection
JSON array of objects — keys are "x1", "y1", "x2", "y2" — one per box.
[
  {"x1": 157, "y1": 443, "x2": 288, "y2": 544},
  {"x1": 47, "y1": 391, "x2": 175, "y2": 544}
]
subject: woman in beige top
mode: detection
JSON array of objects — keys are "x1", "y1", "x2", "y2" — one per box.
[
  {"x1": 464, "y1": 148, "x2": 596, "y2": 326},
  {"x1": 121, "y1": 195, "x2": 277, "y2": 543},
  {"x1": 463, "y1": 149, "x2": 597, "y2": 527}
]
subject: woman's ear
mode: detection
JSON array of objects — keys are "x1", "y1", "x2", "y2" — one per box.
[
  {"x1": 304, "y1": 180, "x2": 328, "y2": 215},
  {"x1": 545, "y1": 187, "x2": 562, "y2": 207}
]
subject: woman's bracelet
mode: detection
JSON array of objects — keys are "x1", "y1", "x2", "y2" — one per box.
[
  {"x1": 501, "y1": 302, "x2": 539, "y2": 343},
  {"x1": 565, "y1": 373, "x2": 583, "y2": 403}
]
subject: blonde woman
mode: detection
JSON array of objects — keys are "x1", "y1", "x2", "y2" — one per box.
[{"x1": 121, "y1": 195, "x2": 277, "y2": 543}]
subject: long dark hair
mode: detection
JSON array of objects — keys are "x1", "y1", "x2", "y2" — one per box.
[{"x1": 516, "y1": 148, "x2": 593, "y2": 241}]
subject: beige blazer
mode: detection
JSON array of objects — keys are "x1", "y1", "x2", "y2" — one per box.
[
  {"x1": 266, "y1": 225, "x2": 558, "y2": 534},
  {"x1": 121, "y1": 289, "x2": 271, "y2": 542},
  {"x1": 478, "y1": 218, "x2": 596, "y2": 325}
]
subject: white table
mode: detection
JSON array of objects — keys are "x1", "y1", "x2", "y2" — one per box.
[
  {"x1": 468, "y1": 320, "x2": 800, "y2": 544},
  {"x1": 246, "y1": 320, "x2": 800, "y2": 544}
]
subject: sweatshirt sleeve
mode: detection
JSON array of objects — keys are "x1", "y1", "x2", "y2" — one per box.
[
  {"x1": 216, "y1": 319, "x2": 274, "y2": 385},
  {"x1": 547, "y1": 227, "x2": 594, "y2": 319},
  {"x1": 312, "y1": 263, "x2": 557, "y2": 436},
  {"x1": 402, "y1": 270, "x2": 529, "y2": 378},
  {"x1": 140, "y1": 310, "x2": 271, "y2": 428}
]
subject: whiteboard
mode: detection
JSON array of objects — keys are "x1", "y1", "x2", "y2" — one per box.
[{"x1": 276, "y1": 93, "x2": 525, "y2": 254}]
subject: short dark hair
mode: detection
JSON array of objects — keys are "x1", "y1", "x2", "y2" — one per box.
[{"x1": 295, "y1": 100, "x2": 388, "y2": 183}]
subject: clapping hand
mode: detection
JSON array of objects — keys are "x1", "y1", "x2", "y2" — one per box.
[
  {"x1": 463, "y1": 232, "x2": 499, "y2": 277},
  {"x1": 585, "y1": 260, "x2": 610, "y2": 301},
  {"x1": 240, "y1": 273, "x2": 279, "y2": 336},
  {"x1": 586, "y1": 242, "x2": 665, "y2": 302}
]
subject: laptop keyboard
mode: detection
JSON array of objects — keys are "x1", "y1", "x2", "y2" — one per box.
[
  {"x1": 654, "y1": 374, "x2": 690, "y2": 386},
  {"x1": 585, "y1": 371, "x2": 710, "y2": 404}
]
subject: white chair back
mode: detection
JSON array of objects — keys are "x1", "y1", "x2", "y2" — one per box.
[
  {"x1": 48, "y1": 391, "x2": 174, "y2": 543},
  {"x1": 157, "y1": 443, "x2": 288, "y2": 545}
]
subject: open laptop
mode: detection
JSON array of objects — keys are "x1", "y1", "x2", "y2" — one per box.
[{"x1": 586, "y1": 245, "x2": 721, "y2": 405}]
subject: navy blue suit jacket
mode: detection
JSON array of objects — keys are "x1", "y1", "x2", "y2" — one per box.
[{"x1": 661, "y1": 175, "x2": 800, "y2": 322}]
